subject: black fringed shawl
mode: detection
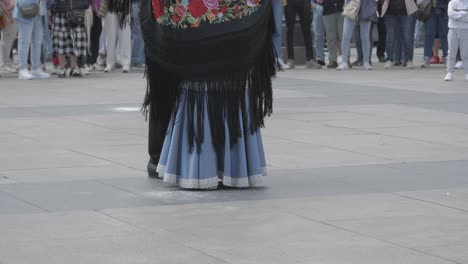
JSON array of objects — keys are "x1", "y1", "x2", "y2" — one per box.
[
  {"x1": 107, "y1": 0, "x2": 131, "y2": 28},
  {"x1": 140, "y1": 0, "x2": 277, "y2": 153}
]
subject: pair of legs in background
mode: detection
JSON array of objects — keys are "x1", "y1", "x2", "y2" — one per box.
[
  {"x1": 338, "y1": 17, "x2": 372, "y2": 70},
  {"x1": 445, "y1": 28, "x2": 468, "y2": 81}
]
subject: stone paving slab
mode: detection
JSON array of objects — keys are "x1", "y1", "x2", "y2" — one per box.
[{"x1": 1, "y1": 62, "x2": 468, "y2": 263}]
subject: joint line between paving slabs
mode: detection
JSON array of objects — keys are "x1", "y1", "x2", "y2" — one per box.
[
  {"x1": 65, "y1": 148, "x2": 125, "y2": 166},
  {"x1": 95, "y1": 210, "x2": 232, "y2": 264},
  {"x1": 263, "y1": 134, "x2": 398, "y2": 162},
  {"x1": 288, "y1": 212, "x2": 462, "y2": 264},
  {"x1": 392, "y1": 192, "x2": 468, "y2": 214},
  {"x1": 0, "y1": 189, "x2": 50, "y2": 213}
]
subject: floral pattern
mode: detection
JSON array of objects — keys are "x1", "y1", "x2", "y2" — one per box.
[{"x1": 152, "y1": 0, "x2": 262, "y2": 29}]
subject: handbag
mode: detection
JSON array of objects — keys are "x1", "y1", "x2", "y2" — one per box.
[
  {"x1": 18, "y1": 2, "x2": 40, "y2": 19},
  {"x1": 69, "y1": 0, "x2": 85, "y2": 26},
  {"x1": 342, "y1": 0, "x2": 361, "y2": 21},
  {"x1": 415, "y1": 0, "x2": 432, "y2": 22},
  {"x1": 70, "y1": 9, "x2": 85, "y2": 25}
]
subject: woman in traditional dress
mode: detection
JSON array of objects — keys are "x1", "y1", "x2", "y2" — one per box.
[{"x1": 140, "y1": 0, "x2": 277, "y2": 189}]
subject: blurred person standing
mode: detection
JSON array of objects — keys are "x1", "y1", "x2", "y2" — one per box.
[
  {"x1": 0, "y1": 0, "x2": 18, "y2": 73},
  {"x1": 312, "y1": 0, "x2": 325, "y2": 66},
  {"x1": 52, "y1": 0, "x2": 91, "y2": 77},
  {"x1": 337, "y1": 0, "x2": 377, "y2": 70},
  {"x1": 322, "y1": 0, "x2": 344, "y2": 68},
  {"x1": 443, "y1": 0, "x2": 468, "y2": 81},
  {"x1": 380, "y1": 0, "x2": 418, "y2": 69},
  {"x1": 103, "y1": 0, "x2": 131, "y2": 73},
  {"x1": 130, "y1": 0, "x2": 143, "y2": 69},
  {"x1": 285, "y1": 0, "x2": 322, "y2": 68},
  {"x1": 421, "y1": 0, "x2": 448, "y2": 67},
  {"x1": 14, "y1": 0, "x2": 50, "y2": 79},
  {"x1": 272, "y1": 0, "x2": 289, "y2": 70}
]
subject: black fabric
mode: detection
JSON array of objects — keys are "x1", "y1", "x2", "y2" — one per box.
[
  {"x1": 53, "y1": 0, "x2": 91, "y2": 12},
  {"x1": 387, "y1": 0, "x2": 407, "y2": 16},
  {"x1": 140, "y1": 0, "x2": 276, "y2": 153},
  {"x1": 87, "y1": 12, "x2": 102, "y2": 65},
  {"x1": 285, "y1": 0, "x2": 314, "y2": 60},
  {"x1": 323, "y1": 0, "x2": 344, "y2": 16},
  {"x1": 376, "y1": 16, "x2": 387, "y2": 58}
]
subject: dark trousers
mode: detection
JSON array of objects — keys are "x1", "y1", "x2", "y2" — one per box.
[
  {"x1": 148, "y1": 110, "x2": 170, "y2": 169},
  {"x1": 424, "y1": 9, "x2": 448, "y2": 58},
  {"x1": 377, "y1": 17, "x2": 386, "y2": 58},
  {"x1": 285, "y1": 0, "x2": 314, "y2": 60},
  {"x1": 88, "y1": 12, "x2": 102, "y2": 65}
]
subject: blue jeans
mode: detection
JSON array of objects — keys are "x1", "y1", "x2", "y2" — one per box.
[
  {"x1": 342, "y1": 17, "x2": 371, "y2": 64},
  {"x1": 42, "y1": 15, "x2": 53, "y2": 57},
  {"x1": 355, "y1": 22, "x2": 374, "y2": 63},
  {"x1": 17, "y1": 16, "x2": 44, "y2": 70},
  {"x1": 424, "y1": 9, "x2": 448, "y2": 58},
  {"x1": 131, "y1": 1, "x2": 145, "y2": 65},
  {"x1": 312, "y1": 5, "x2": 325, "y2": 62},
  {"x1": 385, "y1": 15, "x2": 415, "y2": 62},
  {"x1": 414, "y1": 20, "x2": 423, "y2": 48},
  {"x1": 272, "y1": 0, "x2": 284, "y2": 59}
]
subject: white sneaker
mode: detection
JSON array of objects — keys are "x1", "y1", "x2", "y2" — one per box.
[
  {"x1": 444, "y1": 72, "x2": 453, "y2": 81},
  {"x1": 406, "y1": 61, "x2": 414, "y2": 69},
  {"x1": 421, "y1": 59, "x2": 430, "y2": 68},
  {"x1": 286, "y1": 59, "x2": 295, "y2": 69},
  {"x1": 81, "y1": 67, "x2": 91, "y2": 75},
  {"x1": 31, "y1": 69, "x2": 51, "y2": 79},
  {"x1": 94, "y1": 63, "x2": 105, "y2": 71},
  {"x1": 278, "y1": 59, "x2": 290, "y2": 71},
  {"x1": 336, "y1": 63, "x2": 349, "y2": 70},
  {"x1": 363, "y1": 62, "x2": 372, "y2": 70},
  {"x1": 132, "y1": 64, "x2": 146, "y2": 71},
  {"x1": 384, "y1": 61, "x2": 393, "y2": 69},
  {"x1": 104, "y1": 65, "x2": 115, "y2": 73},
  {"x1": 0, "y1": 64, "x2": 17, "y2": 73},
  {"x1": 337, "y1": 55, "x2": 343, "y2": 64},
  {"x1": 122, "y1": 65, "x2": 130, "y2": 73},
  {"x1": 18, "y1": 69, "x2": 33, "y2": 80},
  {"x1": 455, "y1": 61, "x2": 464, "y2": 69}
]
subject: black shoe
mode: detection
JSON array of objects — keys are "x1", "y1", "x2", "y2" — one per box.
[
  {"x1": 378, "y1": 56, "x2": 386, "y2": 63},
  {"x1": 327, "y1": 61, "x2": 338, "y2": 68},
  {"x1": 317, "y1": 60, "x2": 326, "y2": 66},
  {"x1": 58, "y1": 69, "x2": 67, "y2": 78},
  {"x1": 147, "y1": 159, "x2": 159, "y2": 178},
  {"x1": 70, "y1": 68, "x2": 83, "y2": 77}
]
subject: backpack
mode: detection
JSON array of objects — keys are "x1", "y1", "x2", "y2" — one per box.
[{"x1": 415, "y1": 0, "x2": 432, "y2": 22}]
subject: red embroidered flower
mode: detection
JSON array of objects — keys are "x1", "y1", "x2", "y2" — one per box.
[
  {"x1": 175, "y1": 5, "x2": 187, "y2": 17},
  {"x1": 220, "y1": 6, "x2": 227, "y2": 13},
  {"x1": 152, "y1": 0, "x2": 164, "y2": 19},
  {"x1": 211, "y1": 9, "x2": 218, "y2": 15},
  {"x1": 233, "y1": 4, "x2": 240, "y2": 14},
  {"x1": 172, "y1": 14, "x2": 181, "y2": 23},
  {"x1": 188, "y1": 0, "x2": 208, "y2": 18}
]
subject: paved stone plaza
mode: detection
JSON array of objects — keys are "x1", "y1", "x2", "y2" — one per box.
[{"x1": 1, "y1": 59, "x2": 468, "y2": 263}]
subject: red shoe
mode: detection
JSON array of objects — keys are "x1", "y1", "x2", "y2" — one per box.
[
  {"x1": 430, "y1": 56, "x2": 440, "y2": 64},
  {"x1": 439, "y1": 57, "x2": 446, "y2": 64},
  {"x1": 52, "y1": 56, "x2": 59, "y2": 66}
]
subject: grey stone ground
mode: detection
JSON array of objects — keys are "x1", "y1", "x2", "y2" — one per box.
[{"x1": 1, "y1": 51, "x2": 468, "y2": 263}]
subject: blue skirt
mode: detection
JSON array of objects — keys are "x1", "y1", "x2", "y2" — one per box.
[{"x1": 156, "y1": 90, "x2": 267, "y2": 189}]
